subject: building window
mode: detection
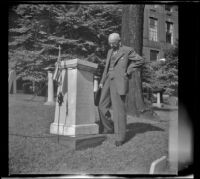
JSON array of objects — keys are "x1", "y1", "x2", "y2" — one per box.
[
  {"x1": 150, "y1": 5, "x2": 159, "y2": 10},
  {"x1": 149, "y1": 17, "x2": 158, "y2": 42},
  {"x1": 166, "y1": 21, "x2": 174, "y2": 44},
  {"x1": 150, "y1": 50, "x2": 159, "y2": 61},
  {"x1": 165, "y1": 5, "x2": 173, "y2": 12},
  {"x1": 153, "y1": 5, "x2": 159, "y2": 9}
]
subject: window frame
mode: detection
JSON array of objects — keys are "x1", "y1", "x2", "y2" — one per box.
[
  {"x1": 149, "y1": 17, "x2": 158, "y2": 42},
  {"x1": 150, "y1": 49, "x2": 159, "y2": 61},
  {"x1": 165, "y1": 5, "x2": 173, "y2": 12},
  {"x1": 165, "y1": 21, "x2": 174, "y2": 44}
]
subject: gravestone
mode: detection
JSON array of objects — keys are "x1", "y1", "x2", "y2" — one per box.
[
  {"x1": 152, "y1": 89, "x2": 164, "y2": 108},
  {"x1": 149, "y1": 156, "x2": 167, "y2": 174},
  {"x1": 50, "y1": 59, "x2": 106, "y2": 149},
  {"x1": 9, "y1": 70, "x2": 17, "y2": 94},
  {"x1": 44, "y1": 67, "x2": 55, "y2": 105}
]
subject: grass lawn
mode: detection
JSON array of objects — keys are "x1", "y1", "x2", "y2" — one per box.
[{"x1": 9, "y1": 94, "x2": 177, "y2": 174}]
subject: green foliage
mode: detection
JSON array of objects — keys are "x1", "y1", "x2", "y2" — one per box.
[
  {"x1": 142, "y1": 41, "x2": 178, "y2": 96},
  {"x1": 9, "y1": 4, "x2": 122, "y2": 83},
  {"x1": 9, "y1": 4, "x2": 178, "y2": 96},
  {"x1": 162, "y1": 41, "x2": 178, "y2": 96}
]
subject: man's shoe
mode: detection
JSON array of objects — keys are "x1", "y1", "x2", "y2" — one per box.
[
  {"x1": 102, "y1": 130, "x2": 114, "y2": 134},
  {"x1": 115, "y1": 141, "x2": 124, "y2": 147}
]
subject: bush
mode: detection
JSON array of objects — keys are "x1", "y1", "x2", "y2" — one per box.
[{"x1": 142, "y1": 40, "x2": 178, "y2": 97}]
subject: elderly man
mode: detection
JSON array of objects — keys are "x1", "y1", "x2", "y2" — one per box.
[{"x1": 98, "y1": 33, "x2": 144, "y2": 146}]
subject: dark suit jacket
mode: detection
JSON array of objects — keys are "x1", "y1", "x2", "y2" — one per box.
[{"x1": 100, "y1": 45, "x2": 144, "y2": 95}]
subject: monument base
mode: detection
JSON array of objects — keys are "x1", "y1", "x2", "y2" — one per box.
[
  {"x1": 152, "y1": 103, "x2": 164, "y2": 108},
  {"x1": 50, "y1": 123, "x2": 99, "y2": 136},
  {"x1": 44, "y1": 101, "x2": 55, "y2": 105},
  {"x1": 51, "y1": 134, "x2": 107, "y2": 150}
]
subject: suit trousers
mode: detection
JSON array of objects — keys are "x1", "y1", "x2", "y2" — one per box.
[{"x1": 98, "y1": 74, "x2": 127, "y2": 142}]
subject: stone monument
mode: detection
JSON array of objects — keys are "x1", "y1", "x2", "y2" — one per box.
[
  {"x1": 9, "y1": 70, "x2": 17, "y2": 94},
  {"x1": 44, "y1": 67, "x2": 55, "y2": 105},
  {"x1": 152, "y1": 89, "x2": 164, "y2": 108},
  {"x1": 50, "y1": 59, "x2": 106, "y2": 149}
]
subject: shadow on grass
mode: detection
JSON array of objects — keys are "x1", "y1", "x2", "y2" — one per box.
[
  {"x1": 152, "y1": 106, "x2": 178, "y2": 111},
  {"x1": 125, "y1": 122, "x2": 164, "y2": 143},
  {"x1": 127, "y1": 109, "x2": 163, "y2": 122}
]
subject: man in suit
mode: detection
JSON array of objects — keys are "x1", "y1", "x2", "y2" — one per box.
[{"x1": 98, "y1": 33, "x2": 144, "y2": 146}]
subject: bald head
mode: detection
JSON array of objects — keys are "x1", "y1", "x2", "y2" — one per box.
[
  {"x1": 108, "y1": 33, "x2": 121, "y2": 50},
  {"x1": 108, "y1": 33, "x2": 120, "y2": 42}
]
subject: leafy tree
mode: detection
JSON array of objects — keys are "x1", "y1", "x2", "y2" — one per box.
[
  {"x1": 8, "y1": 4, "x2": 122, "y2": 85},
  {"x1": 9, "y1": 4, "x2": 178, "y2": 101},
  {"x1": 121, "y1": 4, "x2": 149, "y2": 116},
  {"x1": 142, "y1": 40, "x2": 178, "y2": 97},
  {"x1": 9, "y1": 5, "x2": 58, "y2": 83},
  {"x1": 162, "y1": 40, "x2": 178, "y2": 96}
]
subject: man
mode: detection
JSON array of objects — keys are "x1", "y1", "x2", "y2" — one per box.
[{"x1": 98, "y1": 33, "x2": 144, "y2": 146}]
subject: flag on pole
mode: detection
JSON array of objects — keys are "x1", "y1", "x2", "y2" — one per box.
[{"x1": 53, "y1": 45, "x2": 62, "y2": 84}]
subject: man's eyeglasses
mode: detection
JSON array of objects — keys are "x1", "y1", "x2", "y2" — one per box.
[{"x1": 109, "y1": 42, "x2": 119, "y2": 46}]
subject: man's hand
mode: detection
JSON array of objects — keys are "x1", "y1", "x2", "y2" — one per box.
[
  {"x1": 99, "y1": 83, "x2": 103, "y2": 88},
  {"x1": 124, "y1": 72, "x2": 129, "y2": 78}
]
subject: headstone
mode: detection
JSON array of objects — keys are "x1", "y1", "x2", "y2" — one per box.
[
  {"x1": 32, "y1": 80, "x2": 35, "y2": 94},
  {"x1": 9, "y1": 70, "x2": 17, "y2": 94},
  {"x1": 44, "y1": 67, "x2": 55, "y2": 105},
  {"x1": 149, "y1": 156, "x2": 167, "y2": 174},
  {"x1": 153, "y1": 92, "x2": 163, "y2": 108},
  {"x1": 168, "y1": 96, "x2": 178, "y2": 106},
  {"x1": 156, "y1": 92, "x2": 161, "y2": 107},
  {"x1": 50, "y1": 59, "x2": 100, "y2": 136}
]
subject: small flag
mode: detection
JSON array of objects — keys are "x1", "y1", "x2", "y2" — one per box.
[{"x1": 53, "y1": 45, "x2": 62, "y2": 83}]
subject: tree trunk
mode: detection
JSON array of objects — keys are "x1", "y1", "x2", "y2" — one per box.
[{"x1": 121, "y1": 5, "x2": 148, "y2": 117}]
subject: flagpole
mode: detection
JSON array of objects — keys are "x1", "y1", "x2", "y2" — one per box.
[
  {"x1": 53, "y1": 45, "x2": 64, "y2": 143},
  {"x1": 53, "y1": 45, "x2": 61, "y2": 82}
]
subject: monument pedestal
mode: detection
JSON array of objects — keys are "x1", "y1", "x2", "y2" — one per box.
[
  {"x1": 52, "y1": 134, "x2": 107, "y2": 150},
  {"x1": 50, "y1": 59, "x2": 100, "y2": 137},
  {"x1": 50, "y1": 123, "x2": 99, "y2": 136},
  {"x1": 45, "y1": 101, "x2": 55, "y2": 105}
]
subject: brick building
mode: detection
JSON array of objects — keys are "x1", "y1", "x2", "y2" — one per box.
[{"x1": 143, "y1": 5, "x2": 178, "y2": 61}]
